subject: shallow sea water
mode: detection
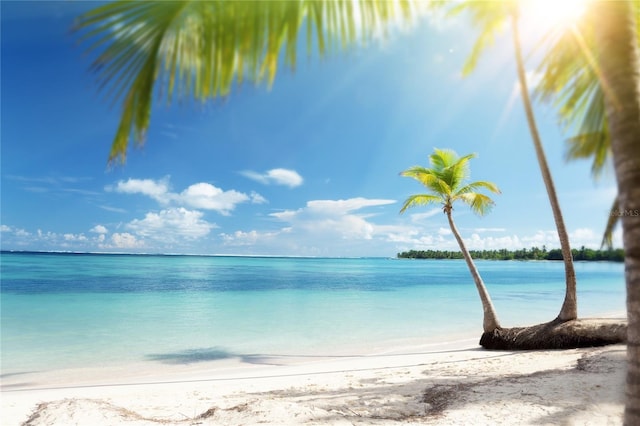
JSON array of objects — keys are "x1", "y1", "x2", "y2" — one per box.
[{"x1": 0, "y1": 252, "x2": 625, "y2": 375}]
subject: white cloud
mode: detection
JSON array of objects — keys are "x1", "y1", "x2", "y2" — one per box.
[
  {"x1": 409, "y1": 209, "x2": 442, "y2": 223},
  {"x1": 63, "y1": 233, "x2": 87, "y2": 242},
  {"x1": 387, "y1": 224, "x2": 623, "y2": 254},
  {"x1": 218, "y1": 197, "x2": 398, "y2": 255},
  {"x1": 109, "y1": 232, "x2": 144, "y2": 249},
  {"x1": 438, "y1": 227, "x2": 452, "y2": 236},
  {"x1": 178, "y1": 183, "x2": 248, "y2": 216},
  {"x1": 220, "y1": 229, "x2": 282, "y2": 247},
  {"x1": 241, "y1": 168, "x2": 304, "y2": 188},
  {"x1": 109, "y1": 177, "x2": 171, "y2": 203},
  {"x1": 250, "y1": 191, "x2": 268, "y2": 204},
  {"x1": 90, "y1": 225, "x2": 108, "y2": 234},
  {"x1": 473, "y1": 227, "x2": 507, "y2": 233},
  {"x1": 126, "y1": 208, "x2": 215, "y2": 242},
  {"x1": 99, "y1": 205, "x2": 128, "y2": 214},
  {"x1": 108, "y1": 177, "x2": 254, "y2": 215},
  {"x1": 15, "y1": 228, "x2": 31, "y2": 237},
  {"x1": 1, "y1": 225, "x2": 11, "y2": 232},
  {"x1": 305, "y1": 198, "x2": 396, "y2": 215},
  {"x1": 270, "y1": 198, "x2": 396, "y2": 241}
]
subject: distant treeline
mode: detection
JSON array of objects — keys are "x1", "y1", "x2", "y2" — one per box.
[{"x1": 397, "y1": 246, "x2": 625, "y2": 262}]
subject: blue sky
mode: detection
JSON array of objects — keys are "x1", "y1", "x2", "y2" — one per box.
[{"x1": 1, "y1": 1, "x2": 619, "y2": 257}]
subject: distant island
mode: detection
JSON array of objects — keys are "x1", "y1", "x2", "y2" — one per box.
[{"x1": 397, "y1": 246, "x2": 624, "y2": 262}]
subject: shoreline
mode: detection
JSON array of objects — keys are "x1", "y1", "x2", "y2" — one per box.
[
  {"x1": 2, "y1": 330, "x2": 627, "y2": 425},
  {"x1": 2, "y1": 336, "x2": 482, "y2": 392}
]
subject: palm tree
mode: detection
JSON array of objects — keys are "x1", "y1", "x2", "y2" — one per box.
[
  {"x1": 536, "y1": 2, "x2": 640, "y2": 249},
  {"x1": 588, "y1": 2, "x2": 640, "y2": 423},
  {"x1": 74, "y1": 0, "x2": 414, "y2": 163},
  {"x1": 535, "y1": 3, "x2": 640, "y2": 417},
  {"x1": 445, "y1": 1, "x2": 577, "y2": 322},
  {"x1": 399, "y1": 148, "x2": 501, "y2": 333}
]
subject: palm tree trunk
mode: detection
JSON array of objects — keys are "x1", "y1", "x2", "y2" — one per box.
[
  {"x1": 510, "y1": 11, "x2": 578, "y2": 322},
  {"x1": 592, "y1": 2, "x2": 640, "y2": 423},
  {"x1": 445, "y1": 207, "x2": 501, "y2": 333}
]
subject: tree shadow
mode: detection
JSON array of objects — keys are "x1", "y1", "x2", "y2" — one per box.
[{"x1": 145, "y1": 347, "x2": 286, "y2": 366}]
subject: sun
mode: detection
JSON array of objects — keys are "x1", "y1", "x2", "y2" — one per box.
[{"x1": 521, "y1": 0, "x2": 590, "y2": 32}]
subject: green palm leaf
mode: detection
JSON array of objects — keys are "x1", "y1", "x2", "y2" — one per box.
[
  {"x1": 457, "y1": 192, "x2": 495, "y2": 216},
  {"x1": 602, "y1": 197, "x2": 620, "y2": 249},
  {"x1": 75, "y1": 0, "x2": 413, "y2": 163},
  {"x1": 457, "y1": 180, "x2": 501, "y2": 196},
  {"x1": 400, "y1": 166, "x2": 448, "y2": 197},
  {"x1": 400, "y1": 148, "x2": 499, "y2": 217},
  {"x1": 444, "y1": 1, "x2": 514, "y2": 75},
  {"x1": 399, "y1": 194, "x2": 442, "y2": 214},
  {"x1": 535, "y1": 2, "x2": 639, "y2": 245}
]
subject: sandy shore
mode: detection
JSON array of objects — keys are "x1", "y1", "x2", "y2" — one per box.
[{"x1": 1, "y1": 337, "x2": 626, "y2": 426}]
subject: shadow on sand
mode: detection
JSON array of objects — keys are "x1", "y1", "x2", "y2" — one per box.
[{"x1": 146, "y1": 347, "x2": 289, "y2": 366}]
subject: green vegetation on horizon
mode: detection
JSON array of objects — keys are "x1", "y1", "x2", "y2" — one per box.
[{"x1": 397, "y1": 246, "x2": 624, "y2": 262}]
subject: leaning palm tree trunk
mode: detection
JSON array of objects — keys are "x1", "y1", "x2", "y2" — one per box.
[
  {"x1": 446, "y1": 207, "x2": 501, "y2": 333},
  {"x1": 511, "y1": 11, "x2": 577, "y2": 322},
  {"x1": 592, "y1": 2, "x2": 640, "y2": 423}
]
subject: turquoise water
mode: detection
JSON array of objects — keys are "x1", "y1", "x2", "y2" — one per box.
[{"x1": 0, "y1": 252, "x2": 625, "y2": 375}]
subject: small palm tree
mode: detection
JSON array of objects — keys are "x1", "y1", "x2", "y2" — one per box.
[{"x1": 400, "y1": 148, "x2": 501, "y2": 333}]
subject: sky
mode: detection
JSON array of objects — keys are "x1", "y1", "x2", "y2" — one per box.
[{"x1": 0, "y1": 1, "x2": 621, "y2": 257}]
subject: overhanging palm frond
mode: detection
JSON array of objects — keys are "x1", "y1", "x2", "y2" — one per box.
[
  {"x1": 565, "y1": 130, "x2": 610, "y2": 176},
  {"x1": 535, "y1": 5, "x2": 638, "y2": 181},
  {"x1": 443, "y1": 1, "x2": 514, "y2": 75},
  {"x1": 535, "y1": 3, "x2": 636, "y2": 247},
  {"x1": 537, "y1": 27, "x2": 610, "y2": 177},
  {"x1": 399, "y1": 194, "x2": 442, "y2": 214},
  {"x1": 602, "y1": 196, "x2": 620, "y2": 249},
  {"x1": 75, "y1": 0, "x2": 414, "y2": 163}
]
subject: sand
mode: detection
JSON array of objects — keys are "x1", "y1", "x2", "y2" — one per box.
[{"x1": 1, "y1": 338, "x2": 626, "y2": 426}]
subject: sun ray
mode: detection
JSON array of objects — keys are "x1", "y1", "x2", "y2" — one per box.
[
  {"x1": 521, "y1": 0, "x2": 590, "y2": 33},
  {"x1": 569, "y1": 24, "x2": 622, "y2": 112}
]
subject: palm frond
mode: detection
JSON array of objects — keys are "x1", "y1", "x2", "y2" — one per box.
[
  {"x1": 565, "y1": 130, "x2": 610, "y2": 178},
  {"x1": 75, "y1": 0, "x2": 414, "y2": 163},
  {"x1": 457, "y1": 180, "x2": 501, "y2": 196},
  {"x1": 444, "y1": 152, "x2": 474, "y2": 191},
  {"x1": 429, "y1": 148, "x2": 459, "y2": 171},
  {"x1": 400, "y1": 166, "x2": 449, "y2": 196},
  {"x1": 535, "y1": 3, "x2": 640, "y2": 180},
  {"x1": 457, "y1": 192, "x2": 495, "y2": 216},
  {"x1": 444, "y1": 1, "x2": 514, "y2": 76},
  {"x1": 601, "y1": 196, "x2": 620, "y2": 249},
  {"x1": 399, "y1": 194, "x2": 443, "y2": 214},
  {"x1": 400, "y1": 148, "x2": 499, "y2": 217}
]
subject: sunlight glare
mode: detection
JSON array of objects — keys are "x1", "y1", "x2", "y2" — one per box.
[{"x1": 521, "y1": 0, "x2": 590, "y2": 32}]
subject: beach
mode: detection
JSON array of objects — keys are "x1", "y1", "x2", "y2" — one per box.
[{"x1": 2, "y1": 339, "x2": 626, "y2": 425}]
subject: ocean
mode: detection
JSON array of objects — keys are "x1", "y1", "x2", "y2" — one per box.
[{"x1": 0, "y1": 252, "x2": 626, "y2": 376}]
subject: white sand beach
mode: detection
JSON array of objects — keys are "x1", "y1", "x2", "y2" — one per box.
[{"x1": 2, "y1": 338, "x2": 626, "y2": 426}]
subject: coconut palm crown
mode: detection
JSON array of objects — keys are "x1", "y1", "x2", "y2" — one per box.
[
  {"x1": 400, "y1": 148, "x2": 502, "y2": 333},
  {"x1": 400, "y1": 149, "x2": 500, "y2": 217}
]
